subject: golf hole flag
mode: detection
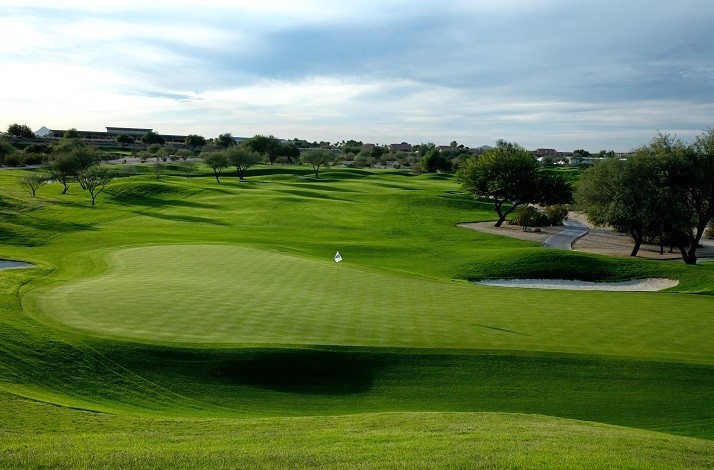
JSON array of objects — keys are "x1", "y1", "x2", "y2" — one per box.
[{"x1": 334, "y1": 251, "x2": 342, "y2": 263}]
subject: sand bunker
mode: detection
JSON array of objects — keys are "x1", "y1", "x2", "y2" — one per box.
[{"x1": 477, "y1": 278, "x2": 678, "y2": 291}]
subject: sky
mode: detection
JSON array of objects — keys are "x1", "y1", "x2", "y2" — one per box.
[{"x1": 1, "y1": 1, "x2": 713, "y2": 151}]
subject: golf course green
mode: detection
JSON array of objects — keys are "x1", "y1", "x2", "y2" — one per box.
[{"x1": 1, "y1": 164, "x2": 712, "y2": 468}]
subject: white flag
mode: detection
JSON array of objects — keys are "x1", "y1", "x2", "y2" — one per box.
[{"x1": 334, "y1": 251, "x2": 342, "y2": 263}]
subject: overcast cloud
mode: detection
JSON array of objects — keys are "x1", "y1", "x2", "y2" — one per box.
[{"x1": 1, "y1": 0, "x2": 712, "y2": 150}]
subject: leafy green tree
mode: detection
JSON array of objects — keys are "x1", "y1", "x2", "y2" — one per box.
[
  {"x1": 141, "y1": 130, "x2": 165, "y2": 146},
  {"x1": 48, "y1": 143, "x2": 99, "y2": 194},
  {"x1": 668, "y1": 129, "x2": 714, "y2": 264},
  {"x1": 280, "y1": 142, "x2": 301, "y2": 164},
  {"x1": 576, "y1": 134, "x2": 693, "y2": 258},
  {"x1": 7, "y1": 123, "x2": 34, "y2": 143},
  {"x1": 341, "y1": 140, "x2": 363, "y2": 155},
  {"x1": 48, "y1": 154, "x2": 77, "y2": 194},
  {"x1": 226, "y1": 145, "x2": 261, "y2": 180},
  {"x1": 421, "y1": 148, "x2": 452, "y2": 173},
  {"x1": 77, "y1": 166, "x2": 115, "y2": 206},
  {"x1": 116, "y1": 134, "x2": 134, "y2": 148},
  {"x1": 201, "y1": 151, "x2": 230, "y2": 183},
  {"x1": 18, "y1": 172, "x2": 47, "y2": 197},
  {"x1": 300, "y1": 149, "x2": 334, "y2": 179},
  {"x1": 245, "y1": 135, "x2": 281, "y2": 164},
  {"x1": 215, "y1": 133, "x2": 236, "y2": 149},
  {"x1": 457, "y1": 142, "x2": 561, "y2": 227},
  {"x1": 185, "y1": 134, "x2": 206, "y2": 151}
]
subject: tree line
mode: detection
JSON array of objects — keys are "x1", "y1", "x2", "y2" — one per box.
[
  {"x1": 575, "y1": 130, "x2": 714, "y2": 264},
  {"x1": 5, "y1": 124, "x2": 713, "y2": 261}
]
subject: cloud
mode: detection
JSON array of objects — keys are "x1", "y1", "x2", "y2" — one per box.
[{"x1": 1, "y1": 1, "x2": 713, "y2": 150}]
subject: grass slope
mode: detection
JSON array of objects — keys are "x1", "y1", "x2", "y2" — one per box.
[{"x1": 0, "y1": 165, "x2": 712, "y2": 466}]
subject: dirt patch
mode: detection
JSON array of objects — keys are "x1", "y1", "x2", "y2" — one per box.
[{"x1": 459, "y1": 212, "x2": 714, "y2": 261}]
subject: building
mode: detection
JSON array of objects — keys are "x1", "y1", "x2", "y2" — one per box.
[
  {"x1": 45, "y1": 126, "x2": 189, "y2": 145},
  {"x1": 388, "y1": 142, "x2": 413, "y2": 152}
]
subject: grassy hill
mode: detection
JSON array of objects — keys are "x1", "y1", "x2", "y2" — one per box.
[{"x1": 0, "y1": 164, "x2": 712, "y2": 468}]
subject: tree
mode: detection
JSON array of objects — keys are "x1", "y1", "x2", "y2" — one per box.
[
  {"x1": 48, "y1": 153, "x2": 77, "y2": 194},
  {"x1": 116, "y1": 134, "x2": 134, "y2": 149},
  {"x1": 215, "y1": 133, "x2": 236, "y2": 149},
  {"x1": 280, "y1": 142, "x2": 301, "y2": 164},
  {"x1": 669, "y1": 129, "x2": 714, "y2": 264},
  {"x1": 421, "y1": 148, "x2": 452, "y2": 173},
  {"x1": 141, "y1": 130, "x2": 165, "y2": 146},
  {"x1": 300, "y1": 149, "x2": 333, "y2": 179},
  {"x1": 152, "y1": 161, "x2": 166, "y2": 180},
  {"x1": 576, "y1": 133, "x2": 696, "y2": 259},
  {"x1": 245, "y1": 135, "x2": 281, "y2": 164},
  {"x1": 226, "y1": 145, "x2": 261, "y2": 181},
  {"x1": 201, "y1": 151, "x2": 230, "y2": 183},
  {"x1": 179, "y1": 160, "x2": 198, "y2": 178},
  {"x1": 7, "y1": 123, "x2": 34, "y2": 143},
  {"x1": 185, "y1": 134, "x2": 206, "y2": 151},
  {"x1": 63, "y1": 128, "x2": 80, "y2": 139},
  {"x1": 77, "y1": 166, "x2": 115, "y2": 206},
  {"x1": 456, "y1": 142, "x2": 567, "y2": 227},
  {"x1": 18, "y1": 173, "x2": 47, "y2": 197},
  {"x1": 48, "y1": 143, "x2": 99, "y2": 194}
]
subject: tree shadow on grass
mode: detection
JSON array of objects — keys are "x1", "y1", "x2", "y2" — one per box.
[
  {"x1": 211, "y1": 350, "x2": 377, "y2": 395},
  {"x1": 277, "y1": 189, "x2": 354, "y2": 202}
]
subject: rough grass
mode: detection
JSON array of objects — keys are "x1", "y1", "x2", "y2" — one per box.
[
  {"x1": 0, "y1": 165, "x2": 712, "y2": 467},
  {"x1": 1, "y1": 393, "x2": 711, "y2": 469}
]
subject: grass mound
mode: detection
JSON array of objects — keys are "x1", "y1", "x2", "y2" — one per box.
[
  {"x1": 459, "y1": 249, "x2": 682, "y2": 282},
  {"x1": 106, "y1": 179, "x2": 200, "y2": 203}
]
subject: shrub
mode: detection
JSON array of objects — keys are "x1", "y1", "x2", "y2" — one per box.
[
  {"x1": 511, "y1": 206, "x2": 549, "y2": 229},
  {"x1": 544, "y1": 204, "x2": 569, "y2": 226},
  {"x1": 21, "y1": 151, "x2": 44, "y2": 165},
  {"x1": 706, "y1": 223, "x2": 714, "y2": 239},
  {"x1": 3, "y1": 152, "x2": 23, "y2": 167}
]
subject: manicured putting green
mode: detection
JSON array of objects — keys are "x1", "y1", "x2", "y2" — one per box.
[{"x1": 36, "y1": 244, "x2": 713, "y2": 361}]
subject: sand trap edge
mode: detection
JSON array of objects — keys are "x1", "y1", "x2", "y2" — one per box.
[{"x1": 476, "y1": 278, "x2": 679, "y2": 291}]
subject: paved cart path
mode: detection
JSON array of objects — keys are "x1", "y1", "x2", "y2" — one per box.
[{"x1": 542, "y1": 218, "x2": 589, "y2": 250}]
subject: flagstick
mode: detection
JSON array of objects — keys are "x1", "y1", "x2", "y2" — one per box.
[{"x1": 334, "y1": 251, "x2": 342, "y2": 286}]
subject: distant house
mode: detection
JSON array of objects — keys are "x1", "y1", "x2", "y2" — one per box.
[
  {"x1": 389, "y1": 142, "x2": 413, "y2": 152},
  {"x1": 536, "y1": 148, "x2": 557, "y2": 156}
]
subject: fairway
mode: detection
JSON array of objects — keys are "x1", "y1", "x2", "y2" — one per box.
[
  {"x1": 1, "y1": 167, "x2": 712, "y2": 467},
  {"x1": 35, "y1": 244, "x2": 713, "y2": 362}
]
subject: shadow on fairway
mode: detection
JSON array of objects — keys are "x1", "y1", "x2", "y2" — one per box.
[
  {"x1": 212, "y1": 350, "x2": 376, "y2": 395},
  {"x1": 133, "y1": 210, "x2": 229, "y2": 226}
]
